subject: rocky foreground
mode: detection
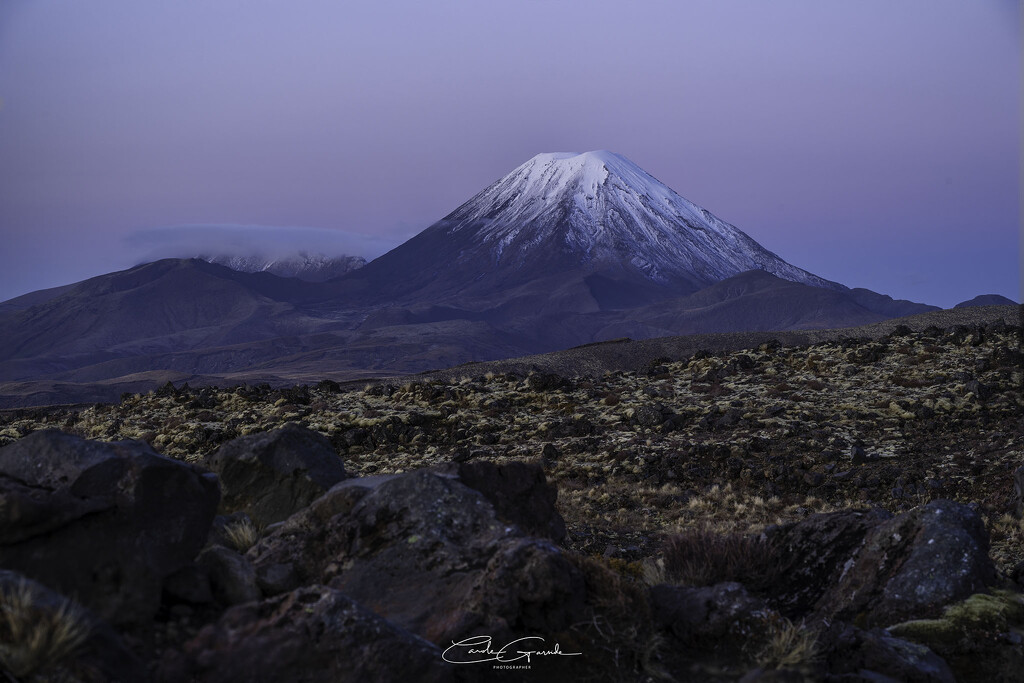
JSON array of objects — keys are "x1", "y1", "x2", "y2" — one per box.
[{"x1": 0, "y1": 313, "x2": 1022, "y2": 681}]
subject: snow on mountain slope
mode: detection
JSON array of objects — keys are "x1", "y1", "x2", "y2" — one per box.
[
  {"x1": 200, "y1": 253, "x2": 365, "y2": 282},
  {"x1": 440, "y1": 150, "x2": 839, "y2": 290}
]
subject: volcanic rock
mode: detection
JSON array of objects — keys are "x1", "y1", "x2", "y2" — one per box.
[
  {"x1": 816, "y1": 500, "x2": 996, "y2": 626},
  {"x1": 0, "y1": 430, "x2": 219, "y2": 623},
  {"x1": 204, "y1": 423, "x2": 347, "y2": 527},
  {"x1": 449, "y1": 459, "x2": 567, "y2": 542},
  {"x1": 197, "y1": 546, "x2": 262, "y2": 606},
  {"x1": 650, "y1": 581, "x2": 770, "y2": 645},
  {"x1": 767, "y1": 508, "x2": 893, "y2": 617},
  {"x1": 821, "y1": 622, "x2": 955, "y2": 683},
  {"x1": 248, "y1": 469, "x2": 585, "y2": 644},
  {"x1": 887, "y1": 591, "x2": 1024, "y2": 683},
  {"x1": 164, "y1": 585, "x2": 460, "y2": 683},
  {"x1": 162, "y1": 564, "x2": 214, "y2": 605}
]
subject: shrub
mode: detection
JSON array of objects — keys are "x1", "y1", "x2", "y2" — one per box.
[{"x1": 661, "y1": 528, "x2": 778, "y2": 589}]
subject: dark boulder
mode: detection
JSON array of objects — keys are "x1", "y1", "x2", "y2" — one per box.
[
  {"x1": 204, "y1": 423, "x2": 347, "y2": 527},
  {"x1": 464, "y1": 536, "x2": 584, "y2": 637},
  {"x1": 817, "y1": 501, "x2": 996, "y2": 626},
  {"x1": 197, "y1": 546, "x2": 262, "y2": 606},
  {"x1": 0, "y1": 431, "x2": 219, "y2": 624},
  {"x1": 163, "y1": 564, "x2": 214, "y2": 605},
  {"x1": 766, "y1": 502, "x2": 996, "y2": 626},
  {"x1": 0, "y1": 570, "x2": 147, "y2": 683},
  {"x1": 450, "y1": 459, "x2": 567, "y2": 542},
  {"x1": 633, "y1": 404, "x2": 664, "y2": 428},
  {"x1": 821, "y1": 623, "x2": 955, "y2": 683},
  {"x1": 649, "y1": 582, "x2": 957, "y2": 682},
  {"x1": 540, "y1": 442, "x2": 561, "y2": 466},
  {"x1": 964, "y1": 379, "x2": 992, "y2": 401},
  {"x1": 766, "y1": 508, "x2": 893, "y2": 618},
  {"x1": 650, "y1": 582, "x2": 770, "y2": 646},
  {"x1": 163, "y1": 585, "x2": 461, "y2": 683},
  {"x1": 248, "y1": 470, "x2": 585, "y2": 645},
  {"x1": 527, "y1": 372, "x2": 570, "y2": 392},
  {"x1": 649, "y1": 582, "x2": 814, "y2": 679}
]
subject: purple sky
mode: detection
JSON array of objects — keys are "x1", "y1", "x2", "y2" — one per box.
[{"x1": 0, "y1": 1, "x2": 1019, "y2": 307}]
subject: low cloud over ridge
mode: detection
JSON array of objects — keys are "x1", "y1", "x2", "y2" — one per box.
[{"x1": 124, "y1": 224, "x2": 399, "y2": 264}]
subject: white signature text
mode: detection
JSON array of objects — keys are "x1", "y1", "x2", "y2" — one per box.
[{"x1": 442, "y1": 635, "x2": 582, "y2": 664}]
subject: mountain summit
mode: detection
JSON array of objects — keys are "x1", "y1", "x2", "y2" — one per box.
[{"x1": 347, "y1": 151, "x2": 839, "y2": 306}]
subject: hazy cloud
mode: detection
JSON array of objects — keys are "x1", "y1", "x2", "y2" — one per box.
[{"x1": 124, "y1": 224, "x2": 399, "y2": 264}]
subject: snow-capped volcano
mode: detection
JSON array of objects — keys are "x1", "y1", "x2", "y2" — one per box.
[
  {"x1": 346, "y1": 151, "x2": 839, "y2": 306},
  {"x1": 445, "y1": 150, "x2": 836, "y2": 289}
]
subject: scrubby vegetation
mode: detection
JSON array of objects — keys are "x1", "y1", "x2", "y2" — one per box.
[
  {"x1": 0, "y1": 316, "x2": 1021, "y2": 680},
  {"x1": 3, "y1": 321, "x2": 1020, "y2": 565}
]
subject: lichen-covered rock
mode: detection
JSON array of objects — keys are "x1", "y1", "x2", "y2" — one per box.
[
  {"x1": 249, "y1": 470, "x2": 585, "y2": 645},
  {"x1": 205, "y1": 423, "x2": 347, "y2": 527},
  {"x1": 888, "y1": 591, "x2": 1024, "y2": 683},
  {"x1": 0, "y1": 431, "x2": 219, "y2": 624},
  {"x1": 764, "y1": 501, "x2": 996, "y2": 627},
  {"x1": 0, "y1": 570, "x2": 147, "y2": 683},
  {"x1": 766, "y1": 508, "x2": 893, "y2": 617},
  {"x1": 633, "y1": 404, "x2": 664, "y2": 427},
  {"x1": 163, "y1": 585, "x2": 462, "y2": 683},
  {"x1": 817, "y1": 500, "x2": 996, "y2": 626}
]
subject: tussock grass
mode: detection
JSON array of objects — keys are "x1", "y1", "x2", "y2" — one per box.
[
  {"x1": 661, "y1": 527, "x2": 778, "y2": 588},
  {"x1": 754, "y1": 615, "x2": 819, "y2": 669},
  {"x1": 224, "y1": 517, "x2": 261, "y2": 552},
  {"x1": 0, "y1": 580, "x2": 90, "y2": 680}
]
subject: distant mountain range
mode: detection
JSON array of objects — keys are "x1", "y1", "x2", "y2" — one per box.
[
  {"x1": 198, "y1": 253, "x2": 365, "y2": 282},
  {"x1": 2, "y1": 150, "x2": 1013, "y2": 407}
]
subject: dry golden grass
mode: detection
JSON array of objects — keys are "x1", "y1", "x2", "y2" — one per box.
[
  {"x1": 224, "y1": 517, "x2": 261, "y2": 553},
  {"x1": 988, "y1": 513, "x2": 1024, "y2": 575},
  {"x1": 0, "y1": 580, "x2": 90, "y2": 680},
  {"x1": 663, "y1": 483, "x2": 854, "y2": 536},
  {"x1": 754, "y1": 615, "x2": 819, "y2": 669}
]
